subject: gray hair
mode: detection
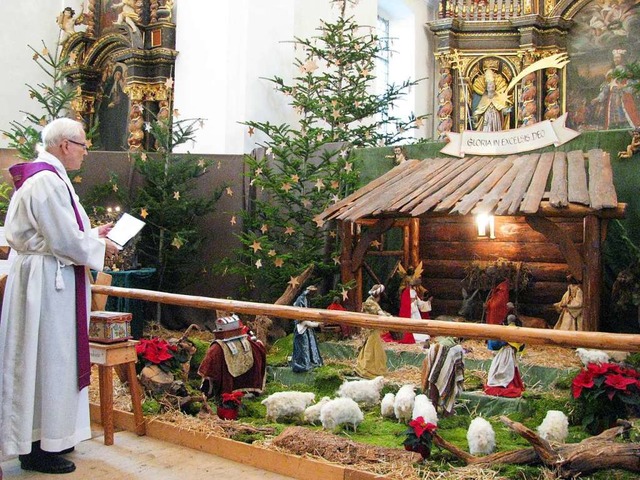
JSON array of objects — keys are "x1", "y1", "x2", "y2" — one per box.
[
  {"x1": 368, "y1": 284, "x2": 385, "y2": 297},
  {"x1": 41, "y1": 118, "x2": 85, "y2": 150}
]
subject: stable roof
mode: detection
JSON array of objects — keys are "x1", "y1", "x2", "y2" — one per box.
[{"x1": 316, "y1": 149, "x2": 623, "y2": 224}]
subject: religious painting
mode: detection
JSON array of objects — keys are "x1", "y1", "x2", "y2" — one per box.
[
  {"x1": 566, "y1": 0, "x2": 640, "y2": 131},
  {"x1": 95, "y1": 61, "x2": 130, "y2": 151},
  {"x1": 99, "y1": 0, "x2": 120, "y2": 34}
]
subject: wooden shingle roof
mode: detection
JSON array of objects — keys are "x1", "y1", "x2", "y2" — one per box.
[{"x1": 316, "y1": 149, "x2": 622, "y2": 223}]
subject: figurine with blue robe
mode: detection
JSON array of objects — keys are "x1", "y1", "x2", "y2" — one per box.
[{"x1": 291, "y1": 286, "x2": 323, "y2": 373}]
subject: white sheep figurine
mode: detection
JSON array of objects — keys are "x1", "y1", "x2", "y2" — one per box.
[
  {"x1": 467, "y1": 416, "x2": 496, "y2": 455},
  {"x1": 337, "y1": 376, "x2": 385, "y2": 405},
  {"x1": 537, "y1": 410, "x2": 569, "y2": 443},
  {"x1": 319, "y1": 397, "x2": 364, "y2": 431},
  {"x1": 394, "y1": 384, "x2": 416, "y2": 423},
  {"x1": 261, "y1": 391, "x2": 315, "y2": 422},
  {"x1": 303, "y1": 396, "x2": 331, "y2": 425},
  {"x1": 575, "y1": 348, "x2": 610, "y2": 366},
  {"x1": 412, "y1": 394, "x2": 438, "y2": 425},
  {"x1": 380, "y1": 392, "x2": 395, "y2": 419}
]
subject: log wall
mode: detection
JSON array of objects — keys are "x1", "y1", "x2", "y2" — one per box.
[{"x1": 419, "y1": 215, "x2": 583, "y2": 324}]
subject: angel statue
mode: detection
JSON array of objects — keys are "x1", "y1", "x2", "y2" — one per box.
[
  {"x1": 56, "y1": 5, "x2": 86, "y2": 44},
  {"x1": 113, "y1": 0, "x2": 140, "y2": 34}
]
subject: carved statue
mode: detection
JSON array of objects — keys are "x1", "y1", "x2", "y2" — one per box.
[
  {"x1": 112, "y1": 0, "x2": 140, "y2": 34},
  {"x1": 474, "y1": 69, "x2": 511, "y2": 132},
  {"x1": 386, "y1": 146, "x2": 408, "y2": 165},
  {"x1": 56, "y1": 5, "x2": 86, "y2": 44},
  {"x1": 619, "y1": 127, "x2": 640, "y2": 159}
]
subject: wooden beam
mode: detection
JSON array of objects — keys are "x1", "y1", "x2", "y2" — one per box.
[
  {"x1": 351, "y1": 218, "x2": 395, "y2": 272},
  {"x1": 409, "y1": 217, "x2": 420, "y2": 267},
  {"x1": 496, "y1": 153, "x2": 539, "y2": 215},
  {"x1": 520, "y1": 152, "x2": 554, "y2": 213},
  {"x1": 588, "y1": 149, "x2": 618, "y2": 209},
  {"x1": 92, "y1": 284, "x2": 640, "y2": 351},
  {"x1": 525, "y1": 216, "x2": 583, "y2": 281},
  {"x1": 339, "y1": 221, "x2": 356, "y2": 311},
  {"x1": 583, "y1": 215, "x2": 602, "y2": 331}
]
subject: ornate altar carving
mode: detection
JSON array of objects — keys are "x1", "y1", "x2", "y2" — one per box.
[{"x1": 59, "y1": 0, "x2": 178, "y2": 151}]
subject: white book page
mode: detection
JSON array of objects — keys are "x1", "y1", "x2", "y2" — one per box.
[{"x1": 106, "y1": 213, "x2": 145, "y2": 249}]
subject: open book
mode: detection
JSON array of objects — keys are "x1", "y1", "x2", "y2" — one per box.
[{"x1": 106, "y1": 213, "x2": 146, "y2": 250}]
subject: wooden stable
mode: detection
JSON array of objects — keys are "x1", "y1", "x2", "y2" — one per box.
[{"x1": 315, "y1": 149, "x2": 626, "y2": 331}]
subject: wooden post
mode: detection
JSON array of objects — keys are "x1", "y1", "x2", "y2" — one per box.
[
  {"x1": 409, "y1": 217, "x2": 420, "y2": 267},
  {"x1": 339, "y1": 220, "x2": 356, "y2": 311},
  {"x1": 583, "y1": 215, "x2": 601, "y2": 331}
]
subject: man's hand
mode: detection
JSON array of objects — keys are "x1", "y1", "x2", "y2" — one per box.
[
  {"x1": 104, "y1": 238, "x2": 120, "y2": 259},
  {"x1": 97, "y1": 222, "x2": 113, "y2": 238}
]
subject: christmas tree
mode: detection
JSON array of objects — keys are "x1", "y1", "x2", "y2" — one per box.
[
  {"x1": 220, "y1": 0, "x2": 427, "y2": 303},
  {"x1": 1, "y1": 42, "x2": 81, "y2": 161}
]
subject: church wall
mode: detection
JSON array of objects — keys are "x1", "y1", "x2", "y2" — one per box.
[{"x1": 1, "y1": 1, "x2": 436, "y2": 152}]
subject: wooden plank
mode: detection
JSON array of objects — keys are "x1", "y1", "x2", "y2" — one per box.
[
  {"x1": 537, "y1": 202, "x2": 626, "y2": 218},
  {"x1": 428, "y1": 278, "x2": 567, "y2": 303},
  {"x1": 452, "y1": 156, "x2": 516, "y2": 215},
  {"x1": 567, "y1": 150, "x2": 590, "y2": 205},
  {"x1": 336, "y1": 161, "x2": 431, "y2": 221},
  {"x1": 495, "y1": 154, "x2": 539, "y2": 215},
  {"x1": 410, "y1": 157, "x2": 494, "y2": 215},
  {"x1": 587, "y1": 149, "x2": 618, "y2": 209},
  {"x1": 399, "y1": 156, "x2": 485, "y2": 213},
  {"x1": 520, "y1": 152, "x2": 554, "y2": 213},
  {"x1": 435, "y1": 157, "x2": 503, "y2": 211},
  {"x1": 423, "y1": 240, "x2": 575, "y2": 263},
  {"x1": 370, "y1": 159, "x2": 447, "y2": 215},
  {"x1": 471, "y1": 158, "x2": 521, "y2": 215},
  {"x1": 317, "y1": 159, "x2": 420, "y2": 221},
  {"x1": 549, "y1": 151, "x2": 568, "y2": 207},
  {"x1": 422, "y1": 259, "x2": 572, "y2": 283},
  {"x1": 384, "y1": 158, "x2": 451, "y2": 211}
]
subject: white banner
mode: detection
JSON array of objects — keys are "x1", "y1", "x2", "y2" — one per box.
[{"x1": 440, "y1": 113, "x2": 580, "y2": 158}]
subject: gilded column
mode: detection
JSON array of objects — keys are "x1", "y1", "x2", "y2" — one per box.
[
  {"x1": 544, "y1": 67, "x2": 561, "y2": 120},
  {"x1": 436, "y1": 58, "x2": 454, "y2": 141}
]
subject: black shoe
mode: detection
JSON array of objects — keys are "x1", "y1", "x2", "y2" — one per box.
[
  {"x1": 57, "y1": 446, "x2": 75, "y2": 455},
  {"x1": 19, "y1": 452, "x2": 76, "y2": 474}
]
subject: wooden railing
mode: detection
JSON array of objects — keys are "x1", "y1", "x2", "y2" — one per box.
[
  {"x1": 91, "y1": 284, "x2": 640, "y2": 352},
  {"x1": 438, "y1": 0, "x2": 524, "y2": 21}
]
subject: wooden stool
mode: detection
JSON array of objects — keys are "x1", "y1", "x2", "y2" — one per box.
[{"x1": 89, "y1": 340, "x2": 146, "y2": 445}]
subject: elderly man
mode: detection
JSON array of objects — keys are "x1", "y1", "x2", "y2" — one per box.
[{"x1": 0, "y1": 118, "x2": 119, "y2": 474}]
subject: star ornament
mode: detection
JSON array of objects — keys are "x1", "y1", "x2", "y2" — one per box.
[
  {"x1": 171, "y1": 236, "x2": 184, "y2": 249},
  {"x1": 251, "y1": 240, "x2": 262, "y2": 253},
  {"x1": 315, "y1": 178, "x2": 325, "y2": 191},
  {"x1": 341, "y1": 288, "x2": 349, "y2": 301},
  {"x1": 281, "y1": 182, "x2": 292, "y2": 193},
  {"x1": 288, "y1": 276, "x2": 300, "y2": 289},
  {"x1": 314, "y1": 217, "x2": 325, "y2": 228},
  {"x1": 248, "y1": 126, "x2": 255, "y2": 136},
  {"x1": 260, "y1": 224, "x2": 269, "y2": 234},
  {"x1": 226, "y1": 187, "x2": 234, "y2": 197},
  {"x1": 173, "y1": 191, "x2": 181, "y2": 200},
  {"x1": 285, "y1": 226, "x2": 295, "y2": 235},
  {"x1": 140, "y1": 208, "x2": 149, "y2": 219},
  {"x1": 72, "y1": 175, "x2": 82, "y2": 183},
  {"x1": 267, "y1": 249, "x2": 276, "y2": 257},
  {"x1": 173, "y1": 108, "x2": 180, "y2": 117},
  {"x1": 274, "y1": 258, "x2": 284, "y2": 268},
  {"x1": 333, "y1": 256, "x2": 341, "y2": 265},
  {"x1": 343, "y1": 162, "x2": 353, "y2": 173},
  {"x1": 416, "y1": 116, "x2": 425, "y2": 127},
  {"x1": 141, "y1": 152, "x2": 148, "y2": 162},
  {"x1": 304, "y1": 58, "x2": 319, "y2": 72},
  {"x1": 164, "y1": 77, "x2": 174, "y2": 90},
  {"x1": 230, "y1": 215, "x2": 237, "y2": 225},
  {"x1": 112, "y1": 183, "x2": 119, "y2": 192},
  {"x1": 255, "y1": 259, "x2": 262, "y2": 268},
  {"x1": 291, "y1": 174, "x2": 300, "y2": 183}
]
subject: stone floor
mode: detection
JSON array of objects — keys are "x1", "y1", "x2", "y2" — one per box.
[{"x1": 0, "y1": 427, "x2": 294, "y2": 480}]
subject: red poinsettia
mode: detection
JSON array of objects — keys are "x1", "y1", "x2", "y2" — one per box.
[
  {"x1": 403, "y1": 416, "x2": 437, "y2": 459},
  {"x1": 135, "y1": 337, "x2": 178, "y2": 370},
  {"x1": 571, "y1": 362, "x2": 640, "y2": 434},
  {"x1": 220, "y1": 391, "x2": 245, "y2": 409}
]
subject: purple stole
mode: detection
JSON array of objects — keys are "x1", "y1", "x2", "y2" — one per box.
[{"x1": 10, "y1": 162, "x2": 91, "y2": 390}]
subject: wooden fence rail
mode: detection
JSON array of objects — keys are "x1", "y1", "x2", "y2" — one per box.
[{"x1": 92, "y1": 285, "x2": 640, "y2": 352}]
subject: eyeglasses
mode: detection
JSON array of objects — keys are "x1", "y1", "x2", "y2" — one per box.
[{"x1": 67, "y1": 139, "x2": 88, "y2": 151}]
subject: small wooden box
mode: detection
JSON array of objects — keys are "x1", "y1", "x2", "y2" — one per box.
[{"x1": 89, "y1": 311, "x2": 132, "y2": 344}]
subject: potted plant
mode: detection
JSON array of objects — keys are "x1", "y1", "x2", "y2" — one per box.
[
  {"x1": 403, "y1": 416, "x2": 438, "y2": 460},
  {"x1": 572, "y1": 362, "x2": 640, "y2": 434},
  {"x1": 216, "y1": 391, "x2": 244, "y2": 420}
]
